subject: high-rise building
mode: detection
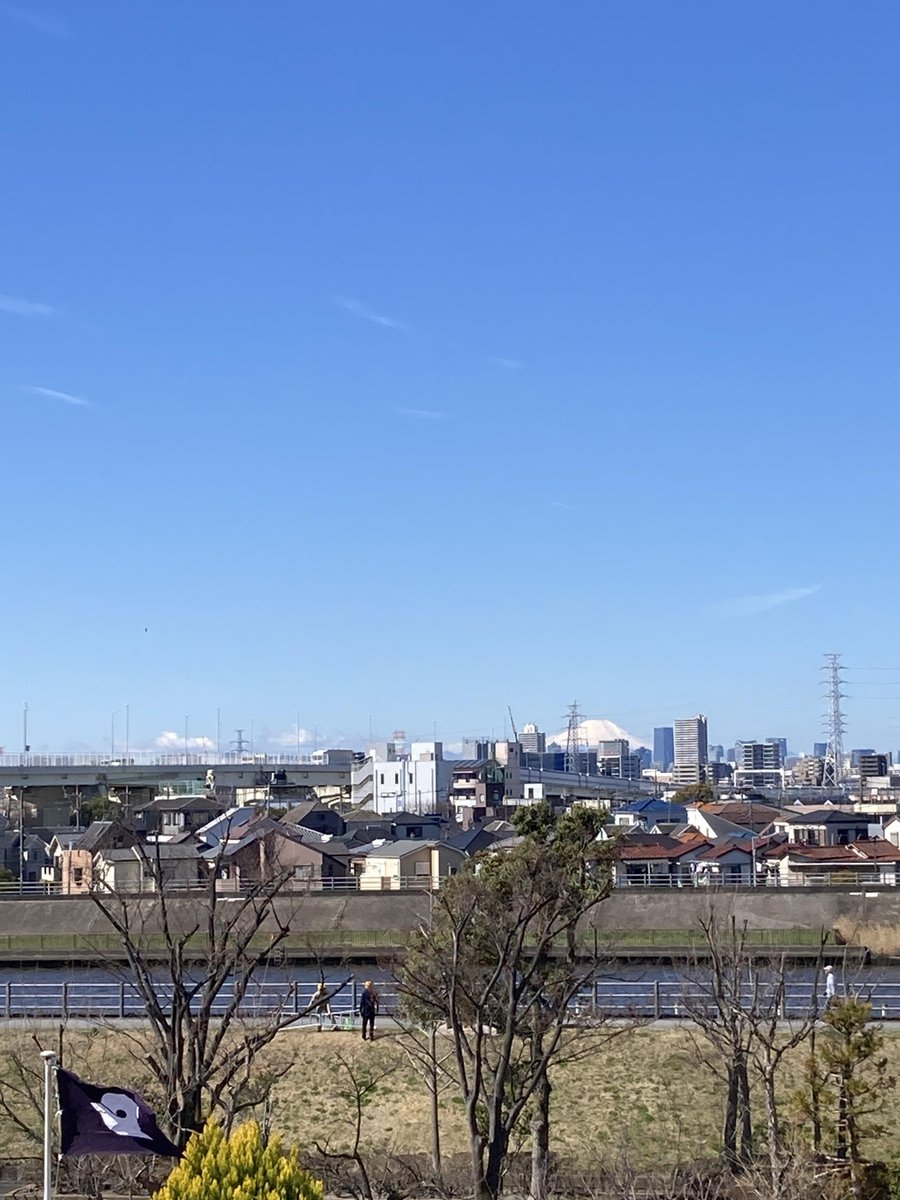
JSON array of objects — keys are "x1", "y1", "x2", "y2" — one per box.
[
  {"x1": 850, "y1": 748, "x2": 876, "y2": 769},
  {"x1": 741, "y1": 742, "x2": 783, "y2": 771},
  {"x1": 598, "y1": 753, "x2": 643, "y2": 781},
  {"x1": 461, "y1": 737, "x2": 493, "y2": 760},
  {"x1": 653, "y1": 727, "x2": 674, "y2": 771},
  {"x1": 767, "y1": 737, "x2": 788, "y2": 762},
  {"x1": 734, "y1": 740, "x2": 783, "y2": 789},
  {"x1": 520, "y1": 722, "x2": 546, "y2": 755},
  {"x1": 672, "y1": 715, "x2": 709, "y2": 787},
  {"x1": 813, "y1": 742, "x2": 828, "y2": 759},
  {"x1": 859, "y1": 753, "x2": 890, "y2": 779}
]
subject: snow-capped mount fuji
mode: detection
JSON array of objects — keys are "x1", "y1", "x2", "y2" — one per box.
[{"x1": 546, "y1": 718, "x2": 649, "y2": 751}]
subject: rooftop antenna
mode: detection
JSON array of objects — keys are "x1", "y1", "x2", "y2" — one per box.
[
  {"x1": 565, "y1": 700, "x2": 585, "y2": 775},
  {"x1": 821, "y1": 653, "x2": 846, "y2": 787}
]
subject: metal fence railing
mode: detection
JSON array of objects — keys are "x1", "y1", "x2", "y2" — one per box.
[
  {"x1": 1, "y1": 875, "x2": 446, "y2": 899},
  {"x1": 0, "y1": 977, "x2": 897, "y2": 1022}
]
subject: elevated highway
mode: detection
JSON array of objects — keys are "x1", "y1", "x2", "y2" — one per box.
[{"x1": 0, "y1": 756, "x2": 352, "y2": 792}]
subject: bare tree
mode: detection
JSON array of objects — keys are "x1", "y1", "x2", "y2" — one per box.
[
  {"x1": 682, "y1": 911, "x2": 826, "y2": 1190},
  {"x1": 393, "y1": 1021, "x2": 457, "y2": 1187},
  {"x1": 399, "y1": 804, "x2": 621, "y2": 1200},
  {"x1": 89, "y1": 835, "x2": 347, "y2": 1146},
  {"x1": 312, "y1": 1049, "x2": 398, "y2": 1200},
  {"x1": 741, "y1": 952, "x2": 823, "y2": 1196}
]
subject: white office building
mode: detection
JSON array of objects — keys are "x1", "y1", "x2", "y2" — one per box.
[{"x1": 351, "y1": 741, "x2": 454, "y2": 815}]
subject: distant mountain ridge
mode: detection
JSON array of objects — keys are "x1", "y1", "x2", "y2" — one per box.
[{"x1": 546, "y1": 717, "x2": 649, "y2": 751}]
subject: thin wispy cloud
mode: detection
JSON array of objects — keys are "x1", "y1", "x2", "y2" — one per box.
[
  {"x1": 393, "y1": 406, "x2": 445, "y2": 421},
  {"x1": 0, "y1": 293, "x2": 55, "y2": 317},
  {"x1": 22, "y1": 385, "x2": 91, "y2": 408},
  {"x1": 711, "y1": 585, "x2": 822, "y2": 617},
  {"x1": 552, "y1": 500, "x2": 575, "y2": 510},
  {"x1": 0, "y1": 4, "x2": 68, "y2": 37},
  {"x1": 336, "y1": 296, "x2": 409, "y2": 330},
  {"x1": 490, "y1": 356, "x2": 524, "y2": 369}
]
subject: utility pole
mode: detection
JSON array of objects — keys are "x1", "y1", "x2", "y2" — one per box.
[
  {"x1": 822, "y1": 653, "x2": 846, "y2": 788},
  {"x1": 23, "y1": 701, "x2": 29, "y2": 755}
]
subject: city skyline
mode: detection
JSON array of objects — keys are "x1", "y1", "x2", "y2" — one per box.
[
  {"x1": 1, "y1": 4, "x2": 898, "y2": 752},
  {"x1": 4, "y1": 690, "x2": 900, "y2": 761}
]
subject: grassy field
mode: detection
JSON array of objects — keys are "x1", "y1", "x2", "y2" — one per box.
[
  {"x1": 2, "y1": 1021, "x2": 899, "y2": 1173},
  {"x1": 0, "y1": 926, "x2": 832, "y2": 956}
]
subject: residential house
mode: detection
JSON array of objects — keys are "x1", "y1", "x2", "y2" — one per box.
[
  {"x1": 44, "y1": 819, "x2": 139, "y2": 894},
  {"x1": 0, "y1": 828, "x2": 52, "y2": 883},
  {"x1": 610, "y1": 800, "x2": 687, "y2": 830},
  {"x1": 763, "y1": 838, "x2": 900, "y2": 886},
  {"x1": 446, "y1": 826, "x2": 501, "y2": 857},
  {"x1": 94, "y1": 843, "x2": 201, "y2": 893},
  {"x1": 281, "y1": 800, "x2": 346, "y2": 838},
  {"x1": 685, "y1": 806, "x2": 756, "y2": 843},
  {"x1": 882, "y1": 815, "x2": 900, "y2": 848},
  {"x1": 613, "y1": 832, "x2": 710, "y2": 887},
  {"x1": 695, "y1": 801, "x2": 784, "y2": 834},
  {"x1": 356, "y1": 840, "x2": 466, "y2": 890},
  {"x1": 211, "y1": 818, "x2": 348, "y2": 891},
  {"x1": 770, "y1": 809, "x2": 879, "y2": 847},
  {"x1": 138, "y1": 795, "x2": 227, "y2": 841},
  {"x1": 388, "y1": 811, "x2": 448, "y2": 841},
  {"x1": 691, "y1": 841, "x2": 756, "y2": 887},
  {"x1": 191, "y1": 807, "x2": 257, "y2": 854}
]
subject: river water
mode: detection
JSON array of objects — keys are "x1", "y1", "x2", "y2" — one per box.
[{"x1": 3, "y1": 964, "x2": 900, "y2": 1021}]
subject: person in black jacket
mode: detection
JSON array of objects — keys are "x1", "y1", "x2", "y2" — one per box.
[{"x1": 359, "y1": 980, "x2": 379, "y2": 1041}]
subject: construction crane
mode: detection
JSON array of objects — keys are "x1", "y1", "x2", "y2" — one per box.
[{"x1": 507, "y1": 706, "x2": 519, "y2": 744}]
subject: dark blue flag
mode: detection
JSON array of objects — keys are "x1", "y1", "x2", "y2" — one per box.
[{"x1": 56, "y1": 1067, "x2": 180, "y2": 1158}]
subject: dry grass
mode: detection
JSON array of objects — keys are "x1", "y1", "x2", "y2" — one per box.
[{"x1": 3, "y1": 1022, "x2": 900, "y2": 1172}]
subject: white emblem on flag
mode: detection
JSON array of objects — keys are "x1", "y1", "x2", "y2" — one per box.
[{"x1": 89, "y1": 1093, "x2": 150, "y2": 1139}]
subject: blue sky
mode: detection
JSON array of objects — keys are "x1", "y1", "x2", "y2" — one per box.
[{"x1": 1, "y1": 1, "x2": 898, "y2": 756}]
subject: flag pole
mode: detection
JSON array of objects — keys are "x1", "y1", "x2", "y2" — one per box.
[{"x1": 41, "y1": 1050, "x2": 57, "y2": 1200}]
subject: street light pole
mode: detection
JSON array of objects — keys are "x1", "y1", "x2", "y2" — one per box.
[{"x1": 749, "y1": 793, "x2": 758, "y2": 887}]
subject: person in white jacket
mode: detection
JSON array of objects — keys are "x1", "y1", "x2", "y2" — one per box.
[{"x1": 824, "y1": 965, "x2": 836, "y2": 1006}]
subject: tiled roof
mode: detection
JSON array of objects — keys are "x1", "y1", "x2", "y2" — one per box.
[
  {"x1": 700, "y1": 802, "x2": 783, "y2": 825},
  {"x1": 695, "y1": 840, "x2": 753, "y2": 861},
  {"x1": 768, "y1": 839, "x2": 900, "y2": 864},
  {"x1": 618, "y1": 840, "x2": 708, "y2": 862},
  {"x1": 784, "y1": 809, "x2": 868, "y2": 826}
]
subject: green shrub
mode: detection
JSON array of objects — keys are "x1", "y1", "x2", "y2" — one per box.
[{"x1": 155, "y1": 1120, "x2": 323, "y2": 1200}]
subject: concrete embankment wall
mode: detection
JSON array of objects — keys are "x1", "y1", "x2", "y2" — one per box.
[
  {"x1": 590, "y1": 888, "x2": 900, "y2": 934},
  {"x1": 1, "y1": 888, "x2": 898, "y2": 945},
  {"x1": 0, "y1": 892, "x2": 433, "y2": 940}
]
